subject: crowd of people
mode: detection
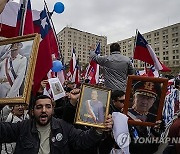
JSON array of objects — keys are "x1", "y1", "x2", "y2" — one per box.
[{"x1": 0, "y1": 42, "x2": 179, "y2": 154}]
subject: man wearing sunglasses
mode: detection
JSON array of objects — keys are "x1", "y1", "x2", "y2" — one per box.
[{"x1": 110, "y1": 90, "x2": 125, "y2": 113}]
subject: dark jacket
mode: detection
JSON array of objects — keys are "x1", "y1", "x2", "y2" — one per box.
[{"x1": 0, "y1": 117, "x2": 102, "y2": 154}]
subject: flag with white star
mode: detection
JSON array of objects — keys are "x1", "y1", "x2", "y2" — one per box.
[{"x1": 32, "y1": 7, "x2": 59, "y2": 94}]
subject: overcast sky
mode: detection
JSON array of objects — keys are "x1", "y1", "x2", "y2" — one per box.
[{"x1": 18, "y1": 0, "x2": 180, "y2": 43}]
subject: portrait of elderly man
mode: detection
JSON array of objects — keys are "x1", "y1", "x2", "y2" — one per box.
[
  {"x1": 128, "y1": 81, "x2": 161, "y2": 123},
  {"x1": 80, "y1": 89, "x2": 104, "y2": 124},
  {"x1": 0, "y1": 42, "x2": 27, "y2": 98}
]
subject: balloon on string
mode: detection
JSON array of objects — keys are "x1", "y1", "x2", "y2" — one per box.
[
  {"x1": 51, "y1": 60, "x2": 63, "y2": 72},
  {"x1": 54, "y1": 2, "x2": 64, "y2": 14}
]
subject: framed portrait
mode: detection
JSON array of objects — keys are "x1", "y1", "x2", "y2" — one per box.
[
  {"x1": 75, "y1": 83, "x2": 112, "y2": 128},
  {"x1": 0, "y1": 33, "x2": 40, "y2": 104},
  {"x1": 123, "y1": 75, "x2": 168, "y2": 126},
  {"x1": 48, "y1": 77, "x2": 66, "y2": 101}
]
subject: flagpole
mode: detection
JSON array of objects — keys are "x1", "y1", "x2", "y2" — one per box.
[
  {"x1": 133, "y1": 29, "x2": 138, "y2": 55},
  {"x1": 43, "y1": 0, "x2": 62, "y2": 60},
  {"x1": 19, "y1": 0, "x2": 27, "y2": 36},
  {"x1": 132, "y1": 29, "x2": 138, "y2": 70}
]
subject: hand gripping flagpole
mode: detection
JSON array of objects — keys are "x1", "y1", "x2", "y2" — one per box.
[{"x1": 43, "y1": 0, "x2": 62, "y2": 60}]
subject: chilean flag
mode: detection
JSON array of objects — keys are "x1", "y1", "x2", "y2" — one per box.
[
  {"x1": 147, "y1": 66, "x2": 159, "y2": 77},
  {"x1": 134, "y1": 31, "x2": 171, "y2": 72},
  {"x1": 72, "y1": 59, "x2": 80, "y2": 86},
  {"x1": 0, "y1": 0, "x2": 34, "y2": 37},
  {"x1": 66, "y1": 48, "x2": 76, "y2": 81},
  {"x1": 85, "y1": 42, "x2": 100, "y2": 84},
  {"x1": 32, "y1": 7, "x2": 58, "y2": 94},
  {"x1": 16, "y1": 0, "x2": 34, "y2": 36}
]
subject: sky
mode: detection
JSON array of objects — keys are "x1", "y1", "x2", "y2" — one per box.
[{"x1": 15, "y1": 0, "x2": 180, "y2": 44}]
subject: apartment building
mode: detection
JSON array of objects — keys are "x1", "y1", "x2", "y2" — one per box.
[
  {"x1": 57, "y1": 26, "x2": 107, "y2": 67},
  {"x1": 106, "y1": 23, "x2": 180, "y2": 74}
]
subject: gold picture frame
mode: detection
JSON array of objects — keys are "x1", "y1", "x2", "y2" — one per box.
[
  {"x1": 0, "y1": 33, "x2": 40, "y2": 104},
  {"x1": 75, "y1": 83, "x2": 112, "y2": 128},
  {"x1": 123, "y1": 75, "x2": 168, "y2": 126}
]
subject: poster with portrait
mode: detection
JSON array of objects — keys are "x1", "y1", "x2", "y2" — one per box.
[
  {"x1": 48, "y1": 77, "x2": 65, "y2": 101},
  {"x1": 75, "y1": 84, "x2": 111, "y2": 128},
  {"x1": 0, "y1": 34, "x2": 40, "y2": 104},
  {"x1": 123, "y1": 75, "x2": 168, "y2": 126}
]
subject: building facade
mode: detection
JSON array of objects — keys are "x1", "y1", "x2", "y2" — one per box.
[
  {"x1": 57, "y1": 23, "x2": 179, "y2": 75},
  {"x1": 57, "y1": 26, "x2": 107, "y2": 67},
  {"x1": 106, "y1": 23, "x2": 180, "y2": 75}
]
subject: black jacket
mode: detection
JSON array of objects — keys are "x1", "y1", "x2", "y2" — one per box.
[{"x1": 0, "y1": 117, "x2": 102, "y2": 154}]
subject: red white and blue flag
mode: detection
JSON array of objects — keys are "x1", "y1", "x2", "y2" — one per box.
[
  {"x1": 66, "y1": 48, "x2": 77, "y2": 81},
  {"x1": 85, "y1": 42, "x2": 100, "y2": 84},
  {"x1": 147, "y1": 66, "x2": 159, "y2": 77},
  {"x1": 72, "y1": 59, "x2": 80, "y2": 86},
  {"x1": 0, "y1": 0, "x2": 34, "y2": 37},
  {"x1": 16, "y1": 0, "x2": 34, "y2": 36},
  {"x1": 134, "y1": 31, "x2": 171, "y2": 72},
  {"x1": 32, "y1": 7, "x2": 59, "y2": 94}
]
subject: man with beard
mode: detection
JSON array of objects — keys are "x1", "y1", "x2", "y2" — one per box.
[{"x1": 0, "y1": 90, "x2": 113, "y2": 154}]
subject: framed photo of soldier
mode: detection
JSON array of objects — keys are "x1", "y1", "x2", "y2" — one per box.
[
  {"x1": 123, "y1": 75, "x2": 168, "y2": 126},
  {"x1": 75, "y1": 83, "x2": 112, "y2": 128},
  {"x1": 0, "y1": 33, "x2": 40, "y2": 104}
]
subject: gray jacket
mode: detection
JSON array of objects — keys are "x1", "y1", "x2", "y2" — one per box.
[{"x1": 90, "y1": 51, "x2": 134, "y2": 91}]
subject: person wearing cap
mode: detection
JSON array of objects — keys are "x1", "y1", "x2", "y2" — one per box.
[
  {"x1": 0, "y1": 92, "x2": 113, "y2": 154},
  {"x1": 0, "y1": 42, "x2": 27, "y2": 98},
  {"x1": 90, "y1": 43, "x2": 134, "y2": 92},
  {"x1": 127, "y1": 81, "x2": 165, "y2": 154},
  {"x1": 128, "y1": 81, "x2": 161, "y2": 123}
]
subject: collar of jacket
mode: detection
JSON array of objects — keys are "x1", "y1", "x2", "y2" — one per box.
[
  {"x1": 110, "y1": 51, "x2": 121, "y2": 55},
  {"x1": 31, "y1": 117, "x2": 60, "y2": 133}
]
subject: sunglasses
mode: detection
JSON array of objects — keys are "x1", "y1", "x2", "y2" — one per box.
[{"x1": 116, "y1": 99, "x2": 125, "y2": 103}]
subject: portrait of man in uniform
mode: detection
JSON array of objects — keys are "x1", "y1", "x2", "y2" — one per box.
[
  {"x1": 127, "y1": 81, "x2": 161, "y2": 123},
  {"x1": 123, "y1": 75, "x2": 168, "y2": 126},
  {"x1": 81, "y1": 89, "x2": 104, "y2": 123},
  {"x1": 75, "y1": 84, "x2": 111, "y2": 128},
  {"x1": 0, "y1": 42, "x2": 27, "y2": 98}
]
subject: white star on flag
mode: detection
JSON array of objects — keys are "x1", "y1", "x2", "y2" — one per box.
[{"x1": 41, "y1": 17, "x2": 48, "y2": 29}]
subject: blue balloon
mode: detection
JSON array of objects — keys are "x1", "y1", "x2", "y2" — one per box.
[
  {"x1": 51, "y1": 60, "x2": 63, "y2": 72},
  {"x1": 54, "y1": 2, "x2": 64, "y2": 14}
]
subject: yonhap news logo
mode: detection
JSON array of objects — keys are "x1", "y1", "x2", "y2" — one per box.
[
  {"x1": 116, "y1": 132, "x2": 131, "y2": 148},
  {"x1": 134, "y1": 137, "x2": 180, "y2": 144}
]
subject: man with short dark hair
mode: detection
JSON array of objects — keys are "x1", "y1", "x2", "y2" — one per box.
[
  {"x1": 110, "y1": 90, "x2": 125, "y2": 113},
  {"x1": 90, "y1": 43, "x2": 134, "y2": 92},
  {"x1": 0, "y1": 91, "x2": 113, "y2": 154}
]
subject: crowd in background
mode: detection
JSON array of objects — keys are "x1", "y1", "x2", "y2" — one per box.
[{"x1": 0, "y1": 42, "x2": 179, "y2": 154}]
